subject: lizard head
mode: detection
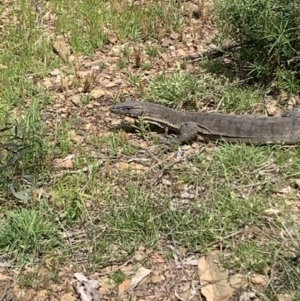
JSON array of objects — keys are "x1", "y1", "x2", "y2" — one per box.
[{"x1": 110, "y1": 101, "x2": 148, "y2": 117}]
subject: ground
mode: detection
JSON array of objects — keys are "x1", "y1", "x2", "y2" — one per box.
[{"x1": 0, "y1": 0, "x2": 299, "y2": 301}]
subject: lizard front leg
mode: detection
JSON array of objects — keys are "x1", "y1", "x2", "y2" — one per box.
[
  {"x1": 161, "y1": 122, "x2": 200, "y2": 145},
  {"x1": 178, "y1": 122, "x2": 202, "y2": 144}
]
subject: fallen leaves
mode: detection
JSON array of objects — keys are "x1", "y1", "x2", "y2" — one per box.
[
  {"x1": 90, "y1": 88, "x2": 113, "y2": 99},
  {"x1": 198, "y1": 252, "x2": 234, "y2": 301},
  {"x1": 277, "y1": 293, "x2": 295, "y2": 301},
  {"x1": 118, "y1": 267, "x2": 151, "y2": 297},
  {"x1": 0, "y1": 273, "x2": 10, "y2": 281},
  {"x1": 90, "y1": 88, "x2": 106, "y2": 99},
  {"x1": 115, "y1": 162, "x2": 149, "y2": 173},
  {"x1": 0, "y1": 250, "x2": 275, "y2": 301},
  {"x1": 61, "y1": 292, "x2": 77, "y2": 301},
  {"x1": 73, "y1": 273, "x2": 102, "y2": 301},
  {"x1": 250, "y1": 274, "x2": 267, "y2": 286},
  {"x1": 52, "y1": 154, "x2": 75, "y2": 169},
  {"x1": 53, "y1": 35, "x2": 70, "y2": 63}
]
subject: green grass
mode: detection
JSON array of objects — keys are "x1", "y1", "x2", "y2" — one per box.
[
  {"x1": 54, "y1": 0, "x2": 184, "y2": 54},
  {"x1": 145, "y1": 45, "x2": 165, "y2": 57},
  {"x1": 0, "y1": 208, "x2": 60, "y2": 261},
  {"x1": 148, "y1": 72, "x2": 215, "y2": 107},
  {"x1": 0, "y1": 0, "x2": 299, "y2": 299}
]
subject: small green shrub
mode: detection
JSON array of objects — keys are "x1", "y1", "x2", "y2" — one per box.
[
  {"x1": 0, "y1": 119, "x2": 45, "y2": 198},
  {"x1": 214, "y1": 0, "x2": 300, "y2": 89}
]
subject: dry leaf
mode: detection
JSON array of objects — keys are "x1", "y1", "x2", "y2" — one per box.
[
  {"x1": 161, "y1": 38, "x2": 172, "y2": 47},
  {"x1": 250, "y1": 274, "x2": 267, "y2": 286},
  {"x1": 36, "y1": 290, "x2": 48, "y2": 299},
  {"x1": 105, "y1": 82, "x2": 116, "y2": 88},
  {"x1": 107, "y1": 34, "x2": 118, "y2": 44},
  {"x1": 98, "y1": 276, "x2": 114, "y2": 295},
  {"x1": 183, "y1": 255, "x2": 198, "y2": 266},
  {"x1": 85, "y1": 59, "x2": 103, "y2": 67},
  {"x1": 265, "y1": 208, "x2": 280, "y2": 216},
  {"x1": 152, "y1": 275, "x2": 162, "y2": 283},
  {"x1": 277, "y1": 294, "x2": 294, "y2": 301},
  {"x1": 198, "y1": 252, "x2": 234, "y2": 301},
  {"x1": 229, "y1": 274, "x2": 244, "y2": 289},
  {"x1": 151, "y1": 253, "x2": 165, "y2": 263},
  {"x1": 118, "y1": 279, "x2": 132, "y2": 296},
  {"x1": 53, "y1": 155, "x2": 75, "y2": 169},
  {"x1": 294, "y1": 179, "x2": 300, "y2": 189},
  {"x1": 73, "y1": 273, "x2": 101, "y2": 301},
  {"x1": 53, "y1": 35, "x2": 70, "y2": 63},
  {"x1": 130, "y1": 267, "x2": 151, "y2": 289},
  {"x1": 69, "y1": 130, "x2": 84, "y2": 144},
  {"x1": 61, "y1": 292, "x2": 77, "y2": 301},
  {"x1": 178, "y1": 49, "x2": 186, "y2": 56},
  {"x1": 50, "y1": 69, "x2": 61, "y2": 76},
  {"x1": 18, "y1": 289, "x2": 35, "y2": 301},
  {"x1": 134, "y1": 246, "x2": 147, "y2": 261},
  {"x1": 266, "y1": 100, "x2": 280, "y2": 116},
  {"x1": 90, "y1": 88, "x2": 105, "y2": 99},
  {"x1": 0, "y1": 273, "x2": 11, "y2": 281},
  {"x1": 183, "y1": 2, "x2": 199, "y2": 17},
  {"x1": 239, "y1": 291, "x2": 256, "y2": 301},
  {"x1": 68, "y1": 55, "x2": 76, "y2": 63},
  {"x1": 175, "y1": 287, "x2": 195, "y2": 301},
  {"x1": 77, "y1": 70, "x2": 94, "y2": 79},
  {"x1": 118, "y1": 267, "x2": 151, "y2": 297},
  {"x1": 180, "y1": 191, "x2": 195, "y2": 199},
  {"x1": 115, "y1": 162, "x2": 148, "y2": 173},
  {"x1": 277, "y1": 186, "x2": 293, "y2": 195}
]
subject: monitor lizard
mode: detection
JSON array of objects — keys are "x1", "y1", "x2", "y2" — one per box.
[{"x1": 109, "y1": 100, "x2": 300, "y2": 145}]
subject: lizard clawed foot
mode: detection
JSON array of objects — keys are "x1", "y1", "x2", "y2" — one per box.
[{"x1": 160, "y1": 135, "x2": 181, "y2": 145}]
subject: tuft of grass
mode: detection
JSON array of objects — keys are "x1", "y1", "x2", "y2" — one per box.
[
  {"x1": 145, "y1": 45, "x2": 164, "y2": 57},
  {"x1": 213, "y1": 144, "x2": 272, "y2": 179},
  {"x1": 217, "y1": 86, "x2": 263, "y2": 114},
  {"x1": 228, "y1": 241, "x2": 272, "y2": 273},
  {"x1": 111, "y1": 270, "x2": 126, "y2": 285},
  {"x1": 148, "y1": 71, "x2": 265, "y2": 114},
  {"x1": 106, "y1": 133, "x2": 140, "y2": 157},
  {"x1": 0, "y1": 208, "x2": 60, "y2": 261},
  {"x1": 0, "y1": 101, "x2": 47, "y2": 201},
  {"x1": 53, "y1": 181, "x2": 87, "y2": 224},
  {"x1": 53, "y1": 120, "x2": 73, "y2": 154},
  {"x1": 148, "y1": 72, "x2": 221, "y2": 108}
]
